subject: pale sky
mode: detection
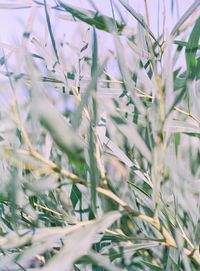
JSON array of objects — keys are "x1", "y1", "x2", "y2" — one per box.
[{"x1": 0, "y1": 0, "x2": 195, "y2": 76}]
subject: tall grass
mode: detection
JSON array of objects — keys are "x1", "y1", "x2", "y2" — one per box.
[{"x1": 0, "y1": 0, "x2": 200, "y2": 270}]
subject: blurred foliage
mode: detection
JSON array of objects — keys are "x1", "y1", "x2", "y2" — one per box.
[{"x1": 0, "y1": 0, "x2": 200, "y2": 270}]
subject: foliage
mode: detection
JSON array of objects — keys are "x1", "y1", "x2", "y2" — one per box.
[{"x1": 0, "y1": 0, "x2": 200, "y2": 270}]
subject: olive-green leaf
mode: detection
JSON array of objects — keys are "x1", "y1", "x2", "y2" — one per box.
[
  {"x1": 185, "y1": 17, "x2": 200, "y2": 78},
  {"x1": 58, "y1": 1, "x2": 125, "y2": 34}
]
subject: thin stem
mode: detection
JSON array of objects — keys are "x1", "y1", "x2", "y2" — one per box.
[
  {"x1": 174, "y1": 106, "x2": 200, "y2": 124},
  {"x1": 33, "y1": 203, "x2": 63, "y2": 216},
  {"x1": 144, "y1": 0, "x2": 150, "y2": 28}
]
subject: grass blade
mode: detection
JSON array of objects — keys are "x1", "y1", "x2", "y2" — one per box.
[{"x1": 44, "y1": 0, "x2": 60, "y2": 63}]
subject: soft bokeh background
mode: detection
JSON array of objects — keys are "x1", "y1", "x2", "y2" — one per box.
[
  {"x1": 0, "y1": 0, "x2": 193, "y2": 65},
  {"x1": 0, "y1": 0, "x2": 195, "y2": 117},
  {"x1": 0, "y1": 0, "x2": 193, "y2": 42}
]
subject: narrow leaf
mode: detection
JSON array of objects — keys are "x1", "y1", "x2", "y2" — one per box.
[
  {"x1": 185, "y1": 17, "x2": 200, "y2": 78},
  {"x1": 44, "y1": 0, "x2": 60, "y2": 63},
  {"x1": 58, "y1": 1, "x2": 125, "y2": 34},
  {"x1": 118, "y1": 0, "x2": 159, "y2": 45}
]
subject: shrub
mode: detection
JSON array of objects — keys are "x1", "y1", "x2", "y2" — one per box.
[{"x1": 0, "y1": 0, "x2": 200, "y2": 270}]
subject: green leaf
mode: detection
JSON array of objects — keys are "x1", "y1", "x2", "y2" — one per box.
[
  {"x1": 185, "y1": 17, "x2": 200, "y2": 79},
  {"x1": 0, "y1": 71, "x2": 64, "y2": 84},
  {"x1": 174, "y1": 133, "x2": 180, "y2": 156},
  {"x1": 88, "y1": 125, "x2": 99, "y2": 214},
  {"x1": 195, "y1": 219, "x2": 200, "y2": 245},
  {"x1": 91, "y1": 28, "x2": 98, "y2": 77},
  {"x1": 44, "y1": 0, "x2": 60, "y2": 63},
  {"x1": 174, "y1": 40, "x2": 200, "y2": 50},
  {"x1": 58, "y1": 1, "x2": 125, "y2": 34},
  {"x1": 7, "y1": 167, "x2": 18, "y2": 229},
  {"x1": 184, "y1": 132, "x2": 200, "y2": 138},
  {"x1": 70, "y1": 184, "x2": 82, "y2": 209}
]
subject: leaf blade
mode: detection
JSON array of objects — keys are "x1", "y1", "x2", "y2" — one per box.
[{"x1": 58, "y1": 1, "x2": 125, "y2": 34}]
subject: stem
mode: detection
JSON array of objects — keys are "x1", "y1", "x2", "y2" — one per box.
[{"x1": 144, "y1": 0, "x2": 150, "y2": 28}]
